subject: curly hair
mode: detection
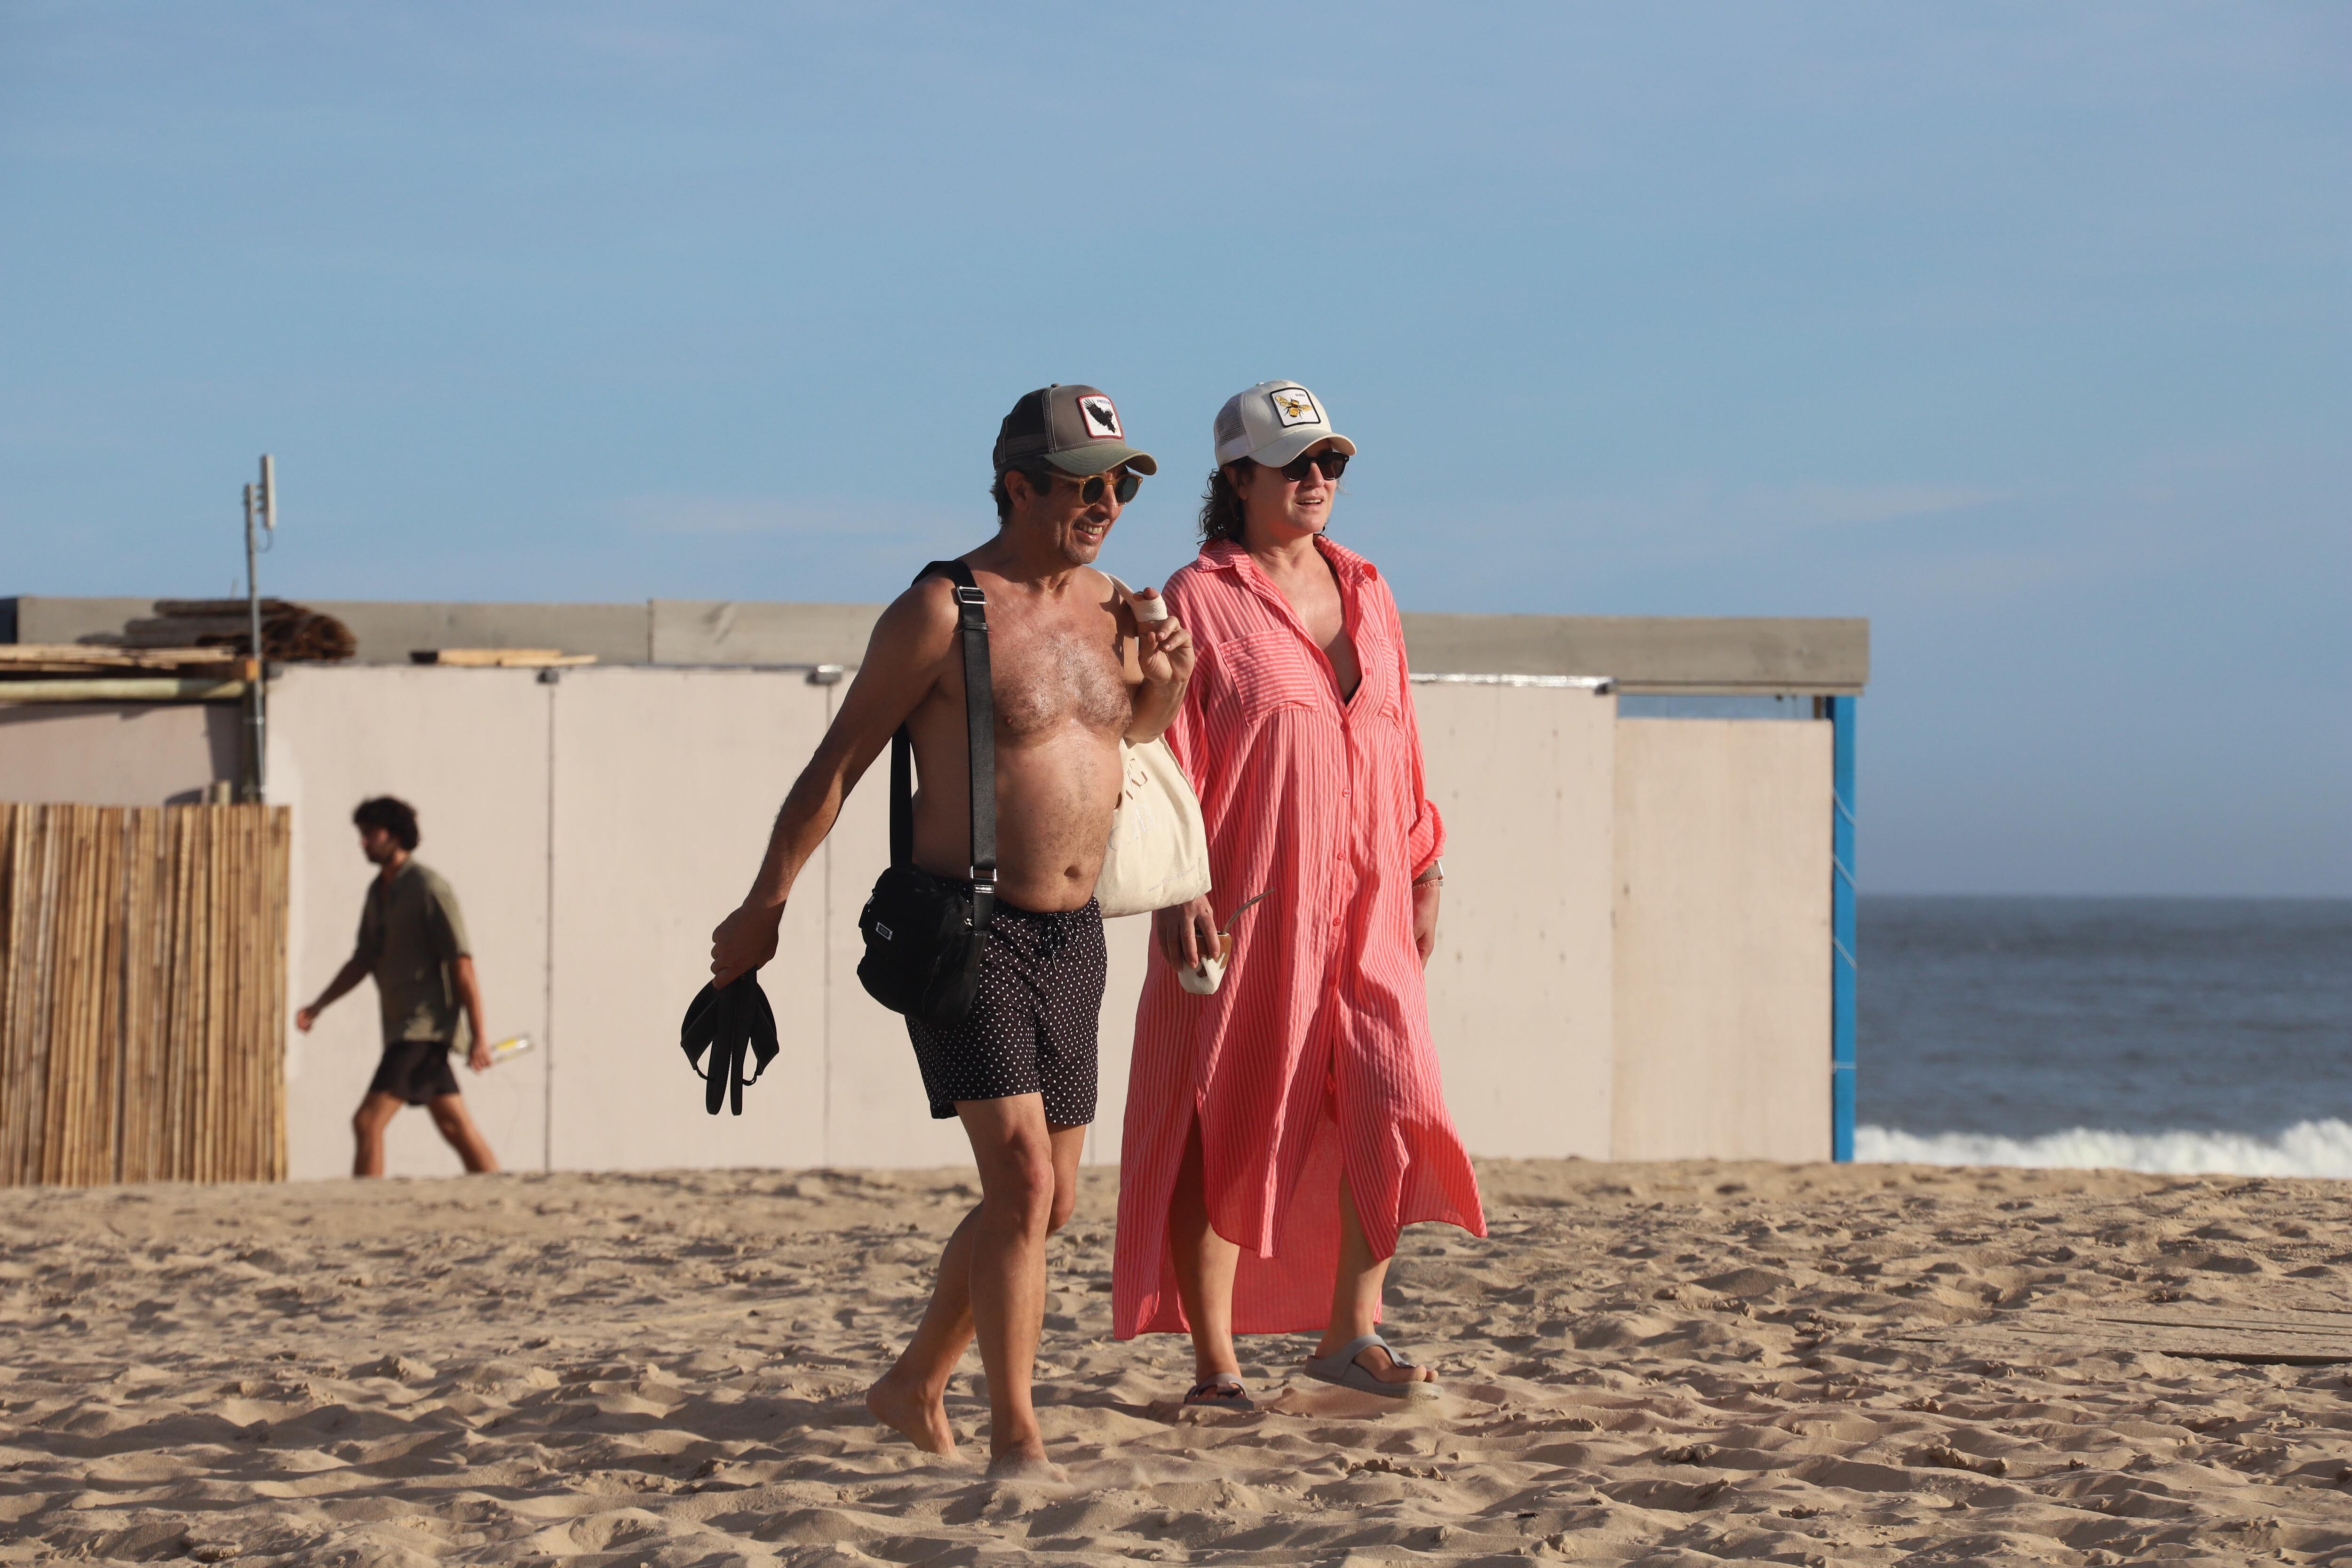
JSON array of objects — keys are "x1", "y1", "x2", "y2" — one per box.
[
  {"x1": 352, "y1": 796, "x2": 420, "y2": 852},
  {"x1": 1197, "y1": 461, "x2": 1255, "y2": 545}
]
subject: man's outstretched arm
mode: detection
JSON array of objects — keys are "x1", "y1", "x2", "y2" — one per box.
[
  {"x1": 710, "y1": 581, "x2": 957, "y2": 986},
  {"x1": 296, "y1": 957, "x2": 370, "y2": 1032}
]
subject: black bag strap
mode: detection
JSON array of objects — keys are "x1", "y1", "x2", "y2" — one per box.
[{"x1": 890, "y1": 560, "x2": 996, "y2": 917}]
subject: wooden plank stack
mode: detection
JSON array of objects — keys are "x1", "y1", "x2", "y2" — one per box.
[
  {"x1": 0, "y1": 645, "x2": 244, "y2": 679},
  {"x1": 119, "y1": 599, "x2": 357, "y2": 662},
  {"x1": 0, "y1": 803, "x2": 290, "y2": 1186}
]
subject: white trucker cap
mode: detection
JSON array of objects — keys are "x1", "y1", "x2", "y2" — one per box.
[{"x1": 1212, "y1": 380, "x2": 1359, "y2": 469}]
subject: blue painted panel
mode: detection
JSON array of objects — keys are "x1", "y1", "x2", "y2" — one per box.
[{"x1": 1829, "y1": 695, "x2": 1857, "y2": 1162}]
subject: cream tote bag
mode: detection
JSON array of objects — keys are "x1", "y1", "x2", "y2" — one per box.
[{"x1": 1096, "y1": 578, "x2": 1213, "y2": 918}]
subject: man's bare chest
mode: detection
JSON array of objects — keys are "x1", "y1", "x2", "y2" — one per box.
[{"x1": 983, "y1": 617, "x2": 1130, "y2": 742}]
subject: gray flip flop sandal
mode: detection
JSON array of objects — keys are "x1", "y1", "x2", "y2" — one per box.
[
  {"x1": 1303, "y1": 1333, "x2": 1430, "y2": 1399},
  {"x1": 1182, "y1": 1373, "x2": 1254, "y2": 1412}
]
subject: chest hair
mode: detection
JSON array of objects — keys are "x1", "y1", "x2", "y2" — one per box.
[{"x1": 992, "y1": 623, "x2": 1131, "y2": 740}]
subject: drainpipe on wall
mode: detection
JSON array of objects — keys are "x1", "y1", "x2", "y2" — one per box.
[{"x1": 1825, "y1": 694, "x2": 1858, "y2": 1161}]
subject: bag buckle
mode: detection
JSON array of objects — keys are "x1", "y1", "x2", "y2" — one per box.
[{"x1": 954, "y1": 585, "x2": 987, "y2": 607}]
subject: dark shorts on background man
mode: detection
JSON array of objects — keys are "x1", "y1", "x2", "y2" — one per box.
[
  {"x1": 907, "y1": 898, "x2": 1105, "y2": 1126},
  {"x1": 369, "y1": 1039, "x2": 461, "y2": 1105}
]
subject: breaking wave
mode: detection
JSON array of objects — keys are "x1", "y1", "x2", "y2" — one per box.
[{"x1": 1856, "y1": 1119, "x2": 2352, "y2": 1179}]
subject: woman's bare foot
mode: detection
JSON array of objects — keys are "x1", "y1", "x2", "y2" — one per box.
[
  {"x1": 1310, "y1": 1335, "x2": 1437, "y2": 1385},
  {"x1": 1352, "y1": 1342, "x2": 1436, "y2": 1385},
  {"x1": 866, "y1": 1369, "x2": 960, "y2": 1457}
]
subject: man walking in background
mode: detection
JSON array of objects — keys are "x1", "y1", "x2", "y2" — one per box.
[{"x1": 296, "y1": 796, "x2": 501, "y2": 1177}]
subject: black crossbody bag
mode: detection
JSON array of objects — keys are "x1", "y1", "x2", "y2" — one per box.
[{"x1": 855, "y1": 560, "x2": 996, "y2": 1031}]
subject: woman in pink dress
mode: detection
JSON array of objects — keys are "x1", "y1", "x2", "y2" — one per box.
[{"x1": 1113, "y1": 380, "x2": 1486, "y2": 1409}]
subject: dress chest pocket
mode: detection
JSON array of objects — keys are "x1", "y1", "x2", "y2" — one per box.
[
  {"x1": 1351, "y1": 624, "x2": 1401, "y2": 721},
  {"x1": 1217, "y1": 630, "x2": 1328, "y2": 721}
]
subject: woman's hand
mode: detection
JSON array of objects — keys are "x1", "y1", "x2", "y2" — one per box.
[
  {"x1": 1412, "y1": 878, "x2": 1440, "y2": 967},
  {"x1": 1155, "y1": 893, "x2": 1218, "y2": 971}
]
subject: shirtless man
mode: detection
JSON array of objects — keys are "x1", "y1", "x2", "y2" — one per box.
[{"x1": 709, "y1": 384, "x2": 1194, "y2": 1476}]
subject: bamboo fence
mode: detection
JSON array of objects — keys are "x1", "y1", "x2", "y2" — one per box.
[{"x1": 0, "y1": 802, "x2": 290, "y2": 1185}]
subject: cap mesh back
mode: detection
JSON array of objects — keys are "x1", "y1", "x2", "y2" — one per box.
[
  {"x1": 994, "y1": 389, "x2": 1052, "y2": 469},
  {"x1": 1213, "y1": 398, "x2": 1248, "y2": 455}
]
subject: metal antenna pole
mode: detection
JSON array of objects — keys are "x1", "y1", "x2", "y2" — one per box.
[{"x1": 242, "y1": 463, "x2": 269, "y2": 801}]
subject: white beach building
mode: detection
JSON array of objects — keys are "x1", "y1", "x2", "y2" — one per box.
[{"x1": 1, "y1": 595, "x2": 1865, "y2": 1182}]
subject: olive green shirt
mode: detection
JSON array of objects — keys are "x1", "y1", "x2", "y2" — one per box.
[{"x1": 353, "y1": 860, "x2": 472, "y2": 1050}]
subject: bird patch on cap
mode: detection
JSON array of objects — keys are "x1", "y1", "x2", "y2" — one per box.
[
  {"x1": 1077, "y1": 395, "x2": 1124, "y2": 439},
  {"x1": 1268, "y1": 386, "x2": 1322, "y2": 428}
]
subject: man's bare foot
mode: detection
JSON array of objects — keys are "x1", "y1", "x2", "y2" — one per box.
[
  {"x1": 985, "y1": 1447, "x2": 1067, "y2": 1481},
  {"x1": 866, "y1": 1370, "x2": 960, "y2": 1457}
]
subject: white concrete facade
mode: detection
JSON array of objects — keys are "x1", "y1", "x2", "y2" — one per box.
[
  {"x1": 0, "y1": 702, "x2": 235, "y2": 807},
  {"x1": 1611, "y1": 719, "x2": 1834, "y2": 1162},
  {"x1": 2, "y1": 662, "x2": 1836, "y2": 1177}
]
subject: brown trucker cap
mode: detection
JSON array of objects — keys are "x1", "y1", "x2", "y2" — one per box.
[{"x1": 992, "y1": 384, "x2": 1158, "y2": 478}]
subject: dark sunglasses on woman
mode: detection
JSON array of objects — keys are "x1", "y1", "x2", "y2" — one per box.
[{"x1": 1279, "y1": 449, "x2": 1349, "y2": 482}]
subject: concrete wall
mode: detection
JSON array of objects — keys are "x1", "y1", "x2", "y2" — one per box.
[
  {"x1": 263, "y1": 663, "x2": 1163, "y2": 1179},
  {"x1": 9, "y1": 597, "x2": 154, "y2": 648},
  {"x1": 326, "y1": 602, "x2": 652, "y2": 665},
  {"x1": 9, "y1": 596, "x2": 885, "y2": 670},
  {"x1": 5, "y1": 661, "x2": 1842, "y2": 1175},
  {"x1": 1610, "y1": 718, "x2": 1833, "y2": 1161},
  {"x1": 1415, "y1": 683, "x2": 1619, "y2": 1159},
  {"x1": 650, "y1": 601, "x2": 885, "y2": 668},
  {"x1": 7, "y1": 597, "x2": 651, "y2": 666},
  {"x1": 543, "y1": 669, "x2": 832, "y2": 1171},
  {"x1": 9, "y1": 595, "x2": 1868, "y2": 693},
  {"x1": 1399, "y1": 614, "x2": 1868, "y2": 694},
  {"x1": 0, "y1": 702, "x2": 237, "y2": 806},
  {"x1": 269, "y1": 669, "x2": 556, "y2": 1179}
]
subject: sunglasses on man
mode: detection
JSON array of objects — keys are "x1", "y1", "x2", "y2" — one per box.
[
  {"x1": 1276, "y1": 449, "x2": 1349, "y2": 482},
  {"x1": 1033, "y1": 467, "x2": 1144, "y2": 505}
]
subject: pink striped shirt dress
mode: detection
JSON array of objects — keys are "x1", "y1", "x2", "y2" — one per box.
[{"x1": 1113, "y1": 537, "x2": 1487, "y2": 1339}]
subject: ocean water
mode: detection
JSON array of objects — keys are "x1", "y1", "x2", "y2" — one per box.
[{"x1": 1854, "y1": 896, "x2": 2352, "y2": 1177}]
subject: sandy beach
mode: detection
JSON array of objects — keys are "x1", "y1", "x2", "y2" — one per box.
[{"x1": 4, "y1": 1158, "x2": 2349, "y2": 1566}]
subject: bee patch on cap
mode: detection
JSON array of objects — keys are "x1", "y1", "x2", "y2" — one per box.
[
  {"x1": 1077, "y1": 395, "x2": 1124, "y2": 439},
  {"x1": 1268, "y1": 386, "x2": 1323, "y2": 428}
]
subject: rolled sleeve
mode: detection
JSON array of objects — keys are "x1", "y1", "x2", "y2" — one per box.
[
  {"x1": 1407, "y1": 796, "x2": 1446, "y2": 879},
  {"x1": 422, "y1": 875, "x2": 472, "y2": 961},
  {"x1": 1390, "y1": 591, "x2": 1446, "y2": 877}
]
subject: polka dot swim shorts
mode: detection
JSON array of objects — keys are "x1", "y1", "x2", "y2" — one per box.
[{"x1": 906, "y1": 896, "x2": 1104, "y2": 1126}]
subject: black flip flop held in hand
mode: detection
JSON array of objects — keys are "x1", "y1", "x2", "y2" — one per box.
[{"x1": 679, "y1": 974, "x2": 779, "y2": 1115}]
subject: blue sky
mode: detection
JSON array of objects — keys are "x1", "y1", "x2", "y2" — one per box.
[{"x1": 3, "y1": 2, "x2": 2346, "y2": 895}]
